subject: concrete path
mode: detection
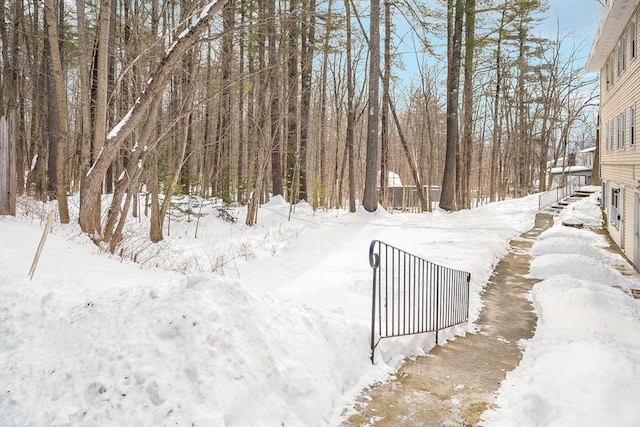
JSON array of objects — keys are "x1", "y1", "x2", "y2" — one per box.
[{"x1": 342, "y1": 213, "x2": 554, "y2": 427}]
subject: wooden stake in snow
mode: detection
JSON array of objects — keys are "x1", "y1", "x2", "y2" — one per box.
[{"x1": 29, "y1": 210, "x2": 55, "y2": 280}]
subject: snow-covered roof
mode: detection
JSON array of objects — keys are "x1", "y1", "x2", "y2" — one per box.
[
  {"x1": 549, "y1": 165, "x2": 593, "y2": 176},
  {"x1": 579, "y1": 146, "x2": 597, "y2": 153}
]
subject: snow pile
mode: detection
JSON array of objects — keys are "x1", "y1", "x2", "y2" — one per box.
[
  {"x1": 482, "y1": 195, "x2": 640, "y2": 427},
  {"x1": 1, "y1": 195, "x2": 540, "y2": 426},
  {"x1": 0, "y1": 221, "x2": 384, "y2": 427},
  {"x1": 555, "y1": 190, "x2": 605, "y2": 228}
]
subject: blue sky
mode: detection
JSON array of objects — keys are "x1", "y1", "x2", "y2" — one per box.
[
  {"x1": 542, "y1": 0, "x2": 604, "y2": 62},
  {"x1": 391, "y1": 0, "x2": 606, "y2": 88}
]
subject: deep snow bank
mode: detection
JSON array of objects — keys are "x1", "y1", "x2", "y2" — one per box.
[{"x1": 0, "y1": 221, "x2": 382, "y2": 426}]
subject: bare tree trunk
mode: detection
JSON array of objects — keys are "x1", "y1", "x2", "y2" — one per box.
[
  {"x1": 380, "y1": 0, "x2": 391, "y2": 207},
  {"x1": 218, "y1": 0, "x2": 234, "y2": 202},
  {"x1": 75, "y1": 0, "x2": 92, "y2": 186},
  {"x1": 440, "y1": 0, "x2": 463, "y2": 211},
  {"x1": 26, "y1": 32, "x2": 48, "y2": 201},
  {"x1": 149, "y1": 149, "x2": 162, "y2": 242},
  {"x1": 103, "y1": 0, "x2": 117, "y2": 194},
  {"x1": 460, "y1": 0, "x2": 475, "y2": 209},
  {"x1": 346, "y1": 0, "x2": 356, "y2": 212},
  {"x1": 91, "y1": 0, "x2": 111, "y2": 167},
  {"x1": 45, "y1": 32, "x2": 57, "y2": 201},
  {"x1": 363, "y1": 0, "x2": 380, "y2": 212},
  {"x1": 3, "y1": 0, "x2": 26, "y2": 196},
  {"x1": 285, "y1": 0, "x2": 299, "y2": 201},
  {"x1": 44, "y1": 0, "x2": 70, "y2": 223},
  {"x1": 245, "y1": 0, "x2": 264, "y2": 224},
  {"x1": 516, "y1": 17, "x2": 527, "y2": 197},
  {"x1": 489, "y1": 6, "x2": 506, "y2": 202},
  {"x1": 298, "y1": 0, "x2": 315, "y2": 202},
  {"x1": 318, "y1": 0, "x2": 332, "y2": 207},
  {"x1": 268, "y1": 0, "x2": 283, "y2": 197},
  {"x1": 0, "y1": 108, "x2": 17, "y2": 215},
  {"x1": 0, "y1": 0, "x2": 6, "y2": 114},
  {"x1": 80, "y1": 0, "x2": 112, "y2": 238},
  {"x1": 201, "y1": 35, "x2": 215, "y2": 199},
  {"x1": 237, "y1": 2, "x2": 247, "y2": 203},
  {"x1": 476, "y1": 109, "x2": 487, "y2": 206}
]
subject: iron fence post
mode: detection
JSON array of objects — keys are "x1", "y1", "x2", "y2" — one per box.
[
  {"x1": 369, "y1": 240, "x2": 379, "y2": 364},
  {"x1": 466, "y1": 273, "x2": 471, "y2": 318},
  {"x1": 435, "y1": 264, "x2": 440, "y2": 346}
]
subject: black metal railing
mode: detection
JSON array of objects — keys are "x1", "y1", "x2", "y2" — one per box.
[{"x1": 369, "y1": 240, "x2": 471, "y2": 364}]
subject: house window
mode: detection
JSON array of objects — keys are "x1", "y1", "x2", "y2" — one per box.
[
  {"x1": 609, "y1": 56, "x2": 615, "y2": 87},
  {"x1": 611, "y1": 188, "x2": 620, "y2": 228},
  {"x1": 632, "y1": 17, "x2": 637, "y2": 60},
  {"x1": 631, "y1": 104, "x2": 636, "y2": 147},
  {"x1": 618, "y1": 112, "x2": 626, "y2": 149},
  {"x1": 617, "y1": 36, "x2": 626, "y2": 76}
]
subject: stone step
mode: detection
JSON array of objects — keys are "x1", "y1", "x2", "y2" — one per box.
[
  {"x1": 573, "y1": 190, "x2": 595, "y2": 197},
  {"x1": 562, "y1": 218, "x2": 584, "y2": 228}
]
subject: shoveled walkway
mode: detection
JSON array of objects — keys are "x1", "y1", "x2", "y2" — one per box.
[{"x1": 342, "y1": 213, "x2": 555, "y2": 427}]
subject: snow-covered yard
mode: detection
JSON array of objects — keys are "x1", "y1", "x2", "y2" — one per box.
[{"x1": 1, "y1": 191, "x2": 638, "y2": 426}]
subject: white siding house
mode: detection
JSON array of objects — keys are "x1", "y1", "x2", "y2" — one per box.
[{"x1": 586, "y1": 0, "x2": 640, "y2": 271}]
